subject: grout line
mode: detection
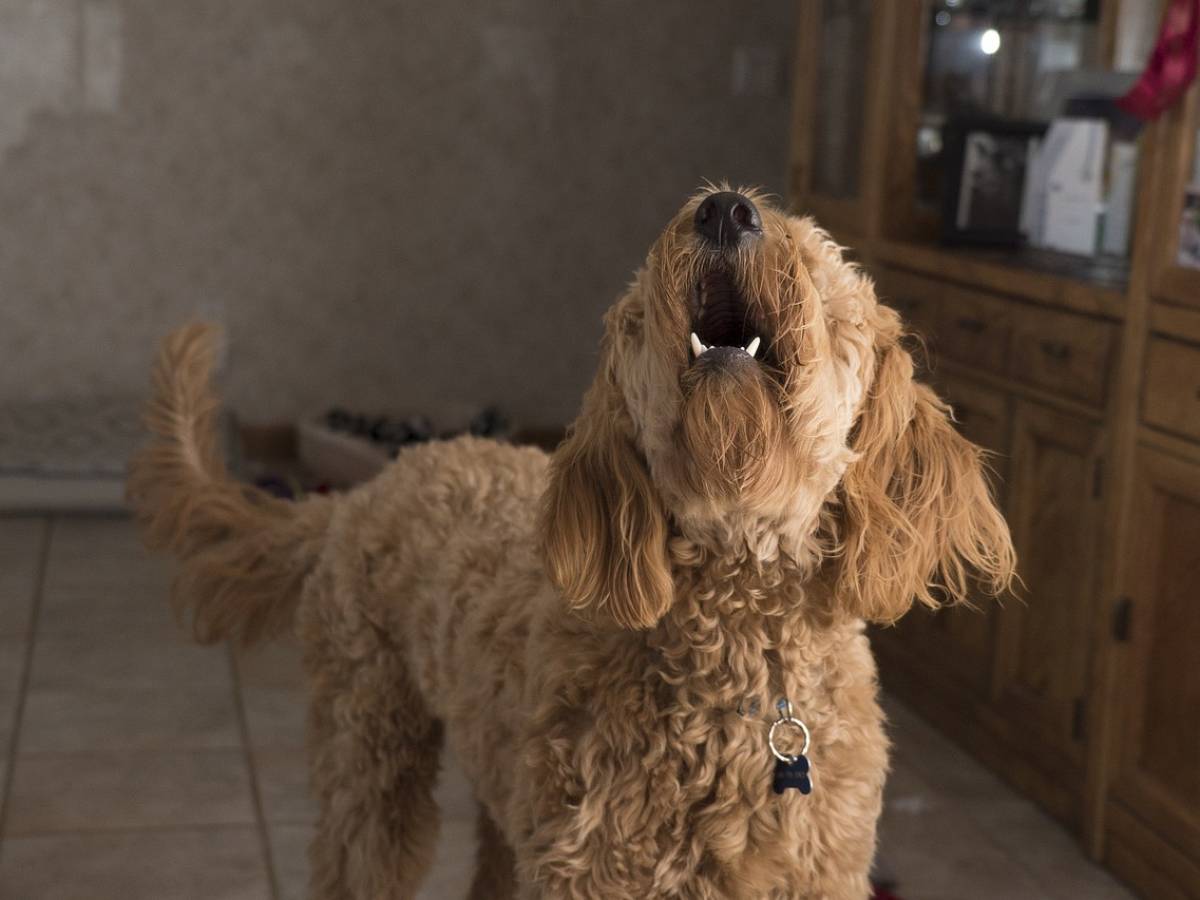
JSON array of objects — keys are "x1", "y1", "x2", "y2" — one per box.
[
  {"x1": 229, "y1": 645, "x2": 281, "y2": 900},
  {"x1": 0, "y1": 516, "x2": 55, "y2": 840}
]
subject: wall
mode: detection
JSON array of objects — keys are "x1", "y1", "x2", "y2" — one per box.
[{"x1": 0, "y1": 0, "x2": 795, "y2": 428}]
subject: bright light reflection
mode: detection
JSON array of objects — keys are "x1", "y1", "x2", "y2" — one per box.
[{"x1": 981, "y1": 28, "x2": 1001, "y2": 55}]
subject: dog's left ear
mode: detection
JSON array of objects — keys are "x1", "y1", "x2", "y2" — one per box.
[
  {"x1": 539, "y1": 327, "x2": 673, "y2": 630},
  {"x1": 832, "y1": 312, "x2": 1016, "y2": 623}
]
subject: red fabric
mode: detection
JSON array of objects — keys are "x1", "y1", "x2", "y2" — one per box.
[
  {"x1": 1118, "y1": 0, "x2": 1200, "y2": 120},
  {"x1": 871, "y1": 886, "x2": 903, "y2": 900}
]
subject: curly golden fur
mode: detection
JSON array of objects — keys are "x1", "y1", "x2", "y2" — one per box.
[{"x1": 128, "y1": 188, "x2": 1014, "y2": 899}]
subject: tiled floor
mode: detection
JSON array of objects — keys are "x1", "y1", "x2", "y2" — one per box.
[{"x1": 0, "y1": 515, "x2": 1135, "y2": 900}]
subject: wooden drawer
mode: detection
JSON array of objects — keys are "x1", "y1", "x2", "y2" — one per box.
[
  {"x1": 941, "y1": 376, "x2": 1010, "y2": 455},
  {"x1": 941, "y1": 376, "x2": 1011, "y2": 497},
  {"x1": 872, "y1": 267, "x2": 942, "y2": 340},
  {"x1": 1143, "y1": 337, "x2": 1200, "y2": 443},
  {"x1": 1008, "y1": 305, "x2": 1117, "y2": 407},
  {"x1": 938, "y1": 285, "x2": 1011, "y2": 375}
]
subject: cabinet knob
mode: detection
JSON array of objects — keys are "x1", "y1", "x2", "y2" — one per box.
[
  {"x1": 955, "y1": 317, "x2": 987, "y2": 334},
  {"x1": 1039, "y1": 340, "x2": 1072, "y2": 362}
]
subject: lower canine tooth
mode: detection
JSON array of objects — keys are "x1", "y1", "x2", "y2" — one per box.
[
  {"x1": 745, "y1": 337, "x2": 761, "y2": 358},
  {"x1": 690, "y1": 332, "x2": 704, "y2": 358}
]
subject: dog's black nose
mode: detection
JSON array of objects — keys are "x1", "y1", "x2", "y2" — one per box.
[{"x1": 694, "y1": 191, "x2": 761, "y2": 248}]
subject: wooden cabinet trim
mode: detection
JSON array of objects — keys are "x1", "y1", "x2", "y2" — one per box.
[
  {"x1": 1150, "y1": 301, "x2": 1200, "y2": 346},
  {"x1": 872, "y1": 240, "x2": 1128, "y2": 321},
  {"x1": 1104, "y1": 448, "x2": 1200, "y2": 863}
]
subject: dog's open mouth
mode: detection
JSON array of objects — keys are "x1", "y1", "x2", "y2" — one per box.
[{"x1": 688, "y1": 267, "x2": 768, "y2": 365}]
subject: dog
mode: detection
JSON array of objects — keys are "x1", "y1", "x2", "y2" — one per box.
[{"x1": 128, "y1": 187, "x2": 1015, "y2": 899}]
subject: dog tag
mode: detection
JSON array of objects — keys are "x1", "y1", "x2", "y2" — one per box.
[
  {"x1": 768, "y1": 698, "x2": 813, "y2": 797},
  {"x1": 773, "y1": 754, "x2": 812, "y2": 795}
]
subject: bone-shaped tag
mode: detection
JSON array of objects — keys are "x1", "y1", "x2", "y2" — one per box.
[{"x1": 772, "y1": 754, "x2": 812, "y2": 795}]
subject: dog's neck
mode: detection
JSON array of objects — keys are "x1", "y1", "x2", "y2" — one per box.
[
  {"x1": 666, "y1": 494, "x2": 837, "y2": 576},
  {"x1": 644, "y1": 539, "x2": 845, "y2": 715}
]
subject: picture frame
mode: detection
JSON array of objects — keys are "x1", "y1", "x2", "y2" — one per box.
[{"x1": 940, "y1": 116, "x2": 1047, "y2": 248}]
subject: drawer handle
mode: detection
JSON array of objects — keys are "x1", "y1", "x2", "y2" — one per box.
[
  {"x1": 955, "y1": 317, "x2": 987, "y2": 334},
  {"x1": 1039, "y1": 340, "x2": 1072, "y2": 361}
]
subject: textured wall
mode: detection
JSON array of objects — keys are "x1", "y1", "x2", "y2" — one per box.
[{"x1": 0, "y1": 0, "x2": 795, "y2": 428}]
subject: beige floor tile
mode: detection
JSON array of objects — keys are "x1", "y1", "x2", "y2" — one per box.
[
  {"x1": 254, "y1": 747, "x2": 317, "y2": 825},
  {"x1": 45, "y1": 516, "x2": 155, "y2": 564},
  {"x1": 0, "y1": 516, "x2": 47, "y2": 636},
  {"x1": 0, "y1": 636, "x2": 27, "y2": 749},
  {"x1": 236, "y1": 640, "x2": 306, "y2": 690},
  {"x1": 237, "y1": 641, "x2": 309, "y2": 750},
  {"x1": 268, "y1": 824, "x2": 312, "y2": 900},
  {"x1": 266, "y1": 802, "x2": 479, "y2": 899},
  {"x1": 19, "y1": 631, "x2": 239, "y2": 753},
  {"x1": 37, "y1": 577, "x2": 178, "y2": 638},
  {"x1": 38, "y1": 517, "x2": 175, "y2": 637},
  {"x1": 968, "y1": 797, "x2": 1134, "y2": 900},
  {"x1": 6, "y1": 749, "x2": 256, "y2": 835},
  {"x1": 435, "y1": 753, "x2": 479, "y2": 821},
  {"x1": 879, "y1": 702, "x2": 1136, "y2": 900},
  {"x1": 241, "y1": 683, "x2": 307, "y2": 751},
  {"x1": 0, "y1": 827, "x2": 271, "y2": 900},
  {"x1": 418, "y1": 816, "x2": 477, "y2": 899},
  {"x1": 27, "y1": 628, "x2": 231, "y2": 689},
  {"x1": 878, "y1": 777, "x2": 1050, "y2": 899}
]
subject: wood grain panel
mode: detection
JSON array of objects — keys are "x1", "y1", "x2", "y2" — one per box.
[
  {"x1": 1142, "y1": 336, "x2": 1200, "y2": 443},
  {"x1": 1104, "y1": 448, "x2": 1200, "y2": 889},
  {"x1": 1008, "y1": 305, "x2": 1118, "y2": 407},
  {"x1": 937, "y1": 285, "x2": 1012, "y2": 375},
  {"x1": 993, "y1": 402, "x2": 1103, "y2": 784}
]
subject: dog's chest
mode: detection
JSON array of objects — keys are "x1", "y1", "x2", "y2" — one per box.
[{"x1": 614, "y1": 707, "x2": 822, "y2": 896}]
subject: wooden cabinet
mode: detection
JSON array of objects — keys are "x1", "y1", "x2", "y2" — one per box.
[
  {"x1": 1008, "y1": 306, "x2": 1118, "y2": 407},
  {"x1": 789, "y1": 2, "x2": 1199, "y2": 894},
  {"x1": 868, "y1": 374, "x2": 1008, "y2": 705},
  {"x1": 1106, "y1": 448, "x2": 1200, "y2": 897},
  {"x1": 992, "y1": 403, "x2": 1104, "y2": 824}
]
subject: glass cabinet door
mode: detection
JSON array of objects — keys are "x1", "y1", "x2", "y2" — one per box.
[
  {"x1": 789, "y1": 0, "x2": 875, "y2": 235},
  {"x1": 811, "y1": 0, "x2": 872, "y2": 200},
  {"x1": 1154, "y1": 86, "x2": 1200, "y2": 310},
  {"x1": 882, "y1": 0, "x2": 1165, "y2": 271},
  {"x1": 915, "y1": 0, "x2": 1107, "y2": 214}
]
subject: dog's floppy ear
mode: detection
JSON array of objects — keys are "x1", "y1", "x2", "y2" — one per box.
[
  {"x1": 832, "y1": 316, "x2": 1015, "y2": 623},
  {"x1": 539, "y1": 336, "x2": 673, "y2": 630}
]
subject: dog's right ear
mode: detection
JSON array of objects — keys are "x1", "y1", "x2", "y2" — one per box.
[{"x1": 539, "y1": 348, "x2": 673, "y2": 630}]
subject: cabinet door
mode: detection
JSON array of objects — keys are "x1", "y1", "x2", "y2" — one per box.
[
  {"x1": 993, "y1": 402, "x2": 1104, "y2": 791},
  {"x1": 873, "y1": 377, "x2": 1010, "y2": 699},
  {"x1": 1104, "y1": 447, "x2": 1200, "y2": 898},
  {"x1": 789, "y1": 0, "x2": 877, "y2": 235}
]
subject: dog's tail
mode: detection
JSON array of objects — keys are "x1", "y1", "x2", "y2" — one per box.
[{"x1": 127, "y1": 323, "x2": 334, "y2": 646}]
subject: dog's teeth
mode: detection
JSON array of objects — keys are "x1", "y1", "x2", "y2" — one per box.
[
  {"x1": 690, "y1": 332, "x2": 705, "y2": 358},
  {"x1": 745, "y1": 337, "x2": 761, "y2": 358}
]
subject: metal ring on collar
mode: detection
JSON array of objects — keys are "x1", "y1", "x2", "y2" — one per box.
[{"x1": 768, "y1": 716, "x2": 811, "y2": 764}]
